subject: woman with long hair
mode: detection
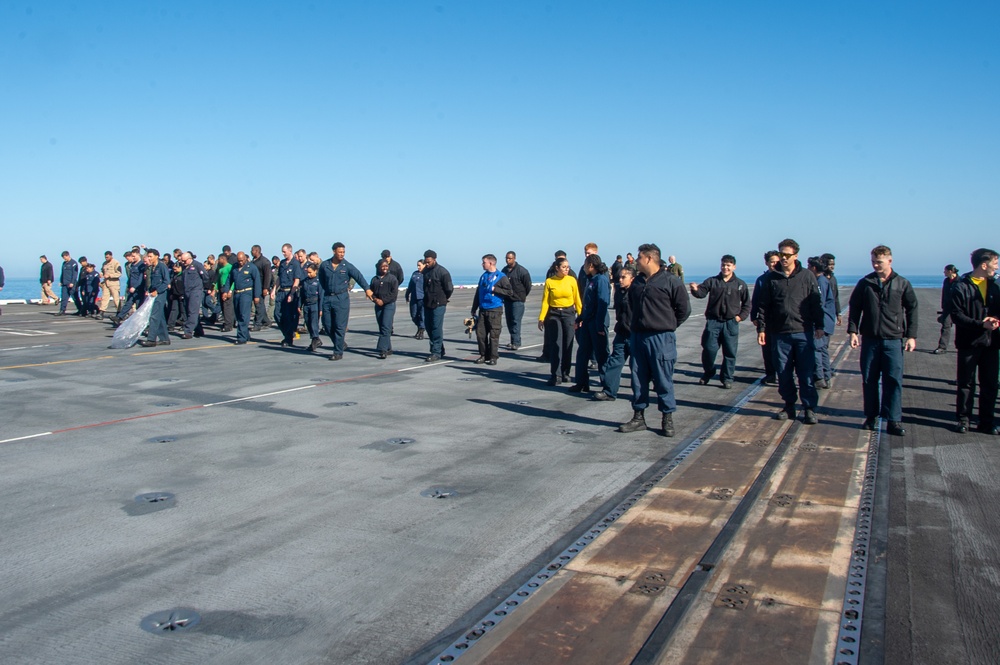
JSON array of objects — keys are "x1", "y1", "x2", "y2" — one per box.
[
  {"x1": 538, "y1": 257, "x2": 582, "y2": 386},
  {"x1": 569, "y1": 254, "x2": 611, "y2": 393}
]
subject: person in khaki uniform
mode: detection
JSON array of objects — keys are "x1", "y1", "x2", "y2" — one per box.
[{"x1": 99, "y1": 250, "x2": 123, "y2": 318}]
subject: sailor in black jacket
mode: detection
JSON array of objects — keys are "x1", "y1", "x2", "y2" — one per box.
[
  {"x1": 371, "y1": 261, "x2": 400, "y2": 359},
  {"x1": 501, "y1": 251, "x2": 533, "y2": 350},
  {"x1": 754, "y1": 239, "x2": 824, "y2": 424},
  {"x1": 949, "y1": 248, "x2": 1000, "y2": 434},
  {"x1": 690, "y1": 255, "x2": 750, "y2": 389},
  {"x1": 421, "y1": 250, "x2": 453, "y2": 362},
  {"x1": 617, "y1": 243, "x2": 691, "y2": 437},
  {"x1": 847, "y1": 246, "x2": 918, "y2": 435}
]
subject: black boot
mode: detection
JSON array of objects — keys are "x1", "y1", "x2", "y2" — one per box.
[
  {"x1": 661, "y1": 413, "x2": 675, "y2": 437},
  {"x1": 617, "y1": 410, "x2": 646, "y2": 433}
]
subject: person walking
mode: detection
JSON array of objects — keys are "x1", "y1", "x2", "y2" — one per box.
[
  {"x1": 949, "y1": 248, "x2": 1000, "y2": 434},
  {"x1": 754, "y1": 239, "x2": 824, "y2": 424},
  {"x1": 405, "y1": 259, "x2": 426, "y2": 339},
  {"x1": 214, "y1": 253, "x2": 235, "y2": 332},
  {"x1": 39, "y1": 256, "x2": 58, "y2": 304},
  {"x1": 750, "y1": 251, "x2": 780, "y2": 384},
  {"x1": 809, "y1": 256, "x2": 837, "y2": 389},
  {"x1": 471, "y1": 254, "x2": 514, "y2": 365},
  {"x1": 57, "y1": 251, "x2": 78, "y2": 315},
  {"x1": 617, "y1": 243, "x2": 691, "y2": 436},
  {"x1": 228, "y1": 251, "x2": 261, "y2": 345},
  {"x1": 274, "y1": 243, "x2": 305, "y2": 347},
  {"x1": 847, "y1": 245, "x2": 918, "y2": 436},
  {"x1": 178, "y1": 252, "x2": 209, "y2": 339},
  {"x1": 250, "y1": 244, "x2": 273, "y2": 331},
  {"x1": 569, "y1": 254, "x2": 611, "y2": 393},
  {"x1": 934, "y1": 264, "x2": 959, "y2": 354},
  {"x1": 595, "y1": 267, "x2": 635, "y2": 401},
  {"x1": 421, "y1": 250, "x2": 454, "y2": 362},
  {"x1": 371, "y1": 260, "x2": 400, "y2": 359},
  {"x1": 98, "y1": 250, "x2": 122, "y2": 319},
  {"x1": 689, "y1": 254, "x2": 750, "y2": 390},
  {"x1": 318, "y1": 242, "x2": 373, "y2": 360},
  {"x1": 538, "y1": 256, "x2": 582, "y2": 386},
  {"x1": 501, "y1": 251, "x2": 532, "y2": 350},
  {"x1": 139, "y1": 249, "x2": 171, "y2": 347}
]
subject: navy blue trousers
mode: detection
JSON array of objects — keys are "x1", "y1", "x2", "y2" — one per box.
[
  {"x1": 302, "y1": 302, "x2": 321, "y2": 342},
  {"x1": 233, "y1": 293, "x2": 254, "y2": 342},
  {"x1": 408, "y1": 299, "x2": 424, "y2": 330},
  {"x1": 575, "y1": 321, "x2": 609, "y2": 387},
  {"x1": 423, "y1": 305, "x2": 446, "y2": 356},
  {"x1": 375, "y1": 302, "x2": 396, "y2": 352},
  {"x1": 860, "y1": 337, "x2": 904, "y2": 421},
  {"x1": 322, "y1": 293, "x2": 351, "y2": 355},
  {"x1": 773, "y1": 332, "x2": 818, "y2": 409},
  {"x1": 504, "y1": 300, "x2": 525, "y2": 346},
  {"x1": 601, "y1": 332, "x2": 633, "y2": 398},
  {"x1": 147, "y1": 293, "x2": 169, "y2": 342},
  {"x1": 275, "y1": 290, "x2": 300, "y2": 343},
  {"x1": 631, "y1": 330, "x2": 677, "y2": 414}
]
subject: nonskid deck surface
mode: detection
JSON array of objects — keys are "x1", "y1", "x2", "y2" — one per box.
[{"x1": 0, "y1": 289, "x2": 993, "y2": 664}]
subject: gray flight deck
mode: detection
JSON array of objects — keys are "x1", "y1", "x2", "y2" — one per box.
[{"x1": 0, "y1": 288, "x2": 996, "y2": 664}]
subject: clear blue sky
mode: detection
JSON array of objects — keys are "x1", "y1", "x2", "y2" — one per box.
[{"x1": 2, "y1": 1, "x2": 997, "y2": 279}]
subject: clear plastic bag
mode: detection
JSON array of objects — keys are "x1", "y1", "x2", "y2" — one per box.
[{"x1": 110, "y1": 297, "x2": 155, "y2": 349}]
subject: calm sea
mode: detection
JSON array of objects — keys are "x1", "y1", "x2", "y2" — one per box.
[{"x1": 0, "y1": 274, "x2": 948, "y2": 302}]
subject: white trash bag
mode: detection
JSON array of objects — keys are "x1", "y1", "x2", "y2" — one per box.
[{"x1": 110, "y1": 297, "x2": 156, "y2": 349}]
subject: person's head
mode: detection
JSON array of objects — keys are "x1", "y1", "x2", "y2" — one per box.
[
  {"x1": 295, "y1": 249, "x2": 307, "y2": 264},
  {"x1": 416, "y1": 259, "x2": 425, "y2": 271},
  {"x1": 281, "y1": 243, "x2": 293, "y2": 260},
  {"x1": 777, "y1": 239, "x2": 800, "y2": 274},
  {"x1": 720, "y1": 254, "x2": 736, "y2": 278},
  {"x1": 377, "y1": 260, "x2": 389, "y2": 276},
  {"x1": 236, "y1": 251, "x2": 248, "y2": 266},
  {"x1": 764, "y1": 250, "x2": 780, "y2": 271},
  {"x1": 217, "y1": 253, "x2": 228, "y2": 266},
  {"x1": 180, "y1": 252, "x2": 193, "y2": 266},
  {"x1": 251, "y1": 244, "x2": 262, "y2": 259},
  {"x1": 145, "y1": 248, "x2": 160, "y2": 265},
  {"x1": 626, "y1": 252, "x2": 634, "y2": 262},
  {"x1": 78, "y1": 256, "x2": 88, "y2": 265},
  {"x1": 172, "y1": 248, "x2": 182, "y2": 259},
  {"x1": 40, "y1": 255, "x2": 47, "y2": 263},
  {"x1": 668, "y1": 255, "x2": 677, "y2": 264},
  {"x1": 944, "y1": 264, "x2": 958, "y2": 278},
  {"x1": 583, "y1": 253, "x2": 608, "y2": 276},
  {"x1": 970, "y1": 248, "x2": 999, "y2": 277},
  {"x1": 380, "y1": 249, "x2": 392, "y2": 260},
  {"x1": 423, "y1": 249, "x2": 437, "y2": 268},
  {"x1": 85, "y1": 263, "x2": 95, "y2": 272},
  {"x1": 203, "y1": 256, "x2": 214, "y2": 268},
  {"x1": 306, "y1": 263, "x2": 319, "y2": 279},
  {"x1": 550, "y1": 257, "x2": 570, "y2": 277},
  {"x1": 554, "y1": 250, "x2": 567, "y2": 260},
  {"x1": 820, "y1": 252, "x2": 836, "y2": 274},
  {"x1": 104, "y1": 251, "x2": 113, "y2": 260},
  {"x1": 616, "y1": 255, "x2": 622, "y2": 261},
  {"x1": 619, "y1": 267, "x2": 635, "y2": 288},
  {"x1": 870, "y1": 245, "x2": 893, "y2": 278},
  {"x1": 636, "y1": 243, "x2": 662, "y2": 277},
  {"x1": 807, "y1": 256, "x2": 824, "y2": 275},
  {"x1": 271, "y1": 256, "x2": 280, "y2": 266},
  {"x1": 307, "y1": 251, "x2": 321, "y2": 265},
  {"x1": 584, "y1": 242, "x2": 598, "y2": 258},
  {"x1": 482, "y1": 253, "x2": 497, "y2": 272},
  {"x1": 61, "y1": 251, "x2": 71, "y2": 260},
  {"x1": 505, "y1": 251, "x2": 516, "y2": 268},
  {"x1": 331, "y1": 242, "x2": 346, "y2": 262}
]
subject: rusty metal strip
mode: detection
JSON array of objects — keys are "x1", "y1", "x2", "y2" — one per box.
[
  {"x1": 423, "y1": 380, "x2": 768, "y2": 665},
  {"x1": 833, "y1": 423, "x2": 881, "y2": 665}
]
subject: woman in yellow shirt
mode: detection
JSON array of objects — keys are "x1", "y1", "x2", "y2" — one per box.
[{"x1": 538, "y1": 257, "x2": 583, "y2": 386}]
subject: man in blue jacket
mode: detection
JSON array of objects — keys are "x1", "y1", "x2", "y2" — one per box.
[
  {"x1": 471, "y1": 254, "x2": 514, "y2": 365},
  {"x1": 318, "y1": 242, "x2": 373, "y2": 360},
  {"x1": 57, "y1": 251, "x2": 78, "y2": 316},
  {"x1": 139, "y1": 249, "x2": 171, "y2": 347}
]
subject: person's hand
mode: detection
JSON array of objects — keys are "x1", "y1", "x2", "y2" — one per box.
[
  {"x1": 849, "y1": 332, "x2": 860, "y2": 349},
  {"x1": 814, "y1": 329, "x2": 825, "y2": 340},
  {"x1": 688, "y1": 282, "x2": 699, "y2": 293},
  {"x1": 904, "y1": 338, "x2": 916, "y2": 352},
  {"x1": 757, "y1": 331, "x2": 766, "y2": 346},
  {"x1": 735, "y1": 316, "x2": 742, "y2": 323},
  {"x1": 836, "y1": 315, "x2": 843, "y2": 326},
  {"x1": 537, "y1": 320, "x2": 544, "y2": 331},
  {"x1": 253, "y1": 297, "x2": 260, "y2": 304},
  {"x1": 286, "y1": 295, "x2": 292, "y2": 303},
  {"x1": 598, "y1": 330, "x2": 606, "y2": 336}
]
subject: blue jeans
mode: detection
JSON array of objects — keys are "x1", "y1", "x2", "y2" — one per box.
[
  {"x1": 408, "y1": 299, "x2": 424, "y2": 330},
  {"x1": 701, "y1": 318, "x2": 739, "y2": 382},
  {"x1": 631, "y1": 330, "x2": 677, "y2": 414},
  {"x1": 601, "y1": 332, "x2": 633, "y2": 398},
  {"x1": 504, "y1": 300, "x2": 525, "y2": 346},
  {"x1": 424, "y1": 305, "x2": 447, "y2": 356},
  {"x1": 773, "y1": 332, "x2": 818, "y2": 409},
  {"x1": 375, "y1": 302, "x2": 396, "y2": 352},
  {"x1": 322, "y1": 293, "x2": 351, "y2": 354},
  {"x1": 59, "y1": 285, "x2": 73, "y2": 313},
  {"x1": 860, "y1": 337, "x2": 904, "y2": 421}
]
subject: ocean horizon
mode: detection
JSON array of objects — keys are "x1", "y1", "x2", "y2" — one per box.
[{"x1": 0, "y1": 274, "x2": 948, "y2": 303}]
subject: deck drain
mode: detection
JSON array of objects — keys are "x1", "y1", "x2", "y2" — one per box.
[
  {"x1": 709, "y1": 487, "x2": 734, "y2": 501},
  {"x1": 147, "y1": 436, "x2": 177, "y2": 444},
  {"x1": 799, "y1": 443, "x2": 819, "y2": 452},
  {"x1": 421, "y1": 487, "x2": 459, "y2": 499},
  {"x1": 140, "y1": 608, "x2": 201, "y2": 634},
  {"x1": 714, "y1": 583, "x2": 755, "y2": 610},
  {"x1": 136, "y1": 492, "x2": 175, "y2": 504},
  {"x1": 330, "y1": 401, "x2": 357, "y2": 407},
  {"x1": 154, "y1": 402, "x2": 180, "y2": 408},
  {"x1": 770, "y1": 493, "x2": 796, "y2": 507},
  {"x1": 387, "y1": 437, "x2": 416, "y2": 445},
  {"x1": 628, "y1": 570, "x2": 669, "y2": 596}
]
